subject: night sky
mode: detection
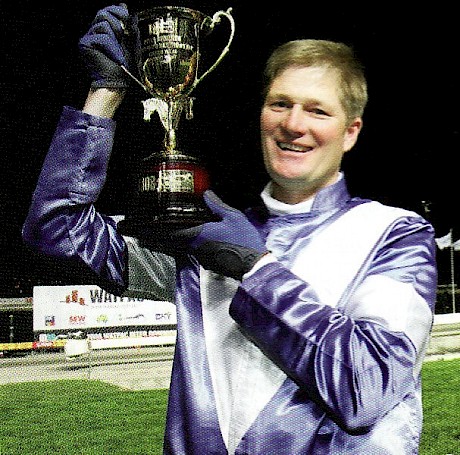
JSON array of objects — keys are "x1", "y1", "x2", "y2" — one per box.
[{"x1": 1, "y1": 1, "x2": 459, "y2": 294}]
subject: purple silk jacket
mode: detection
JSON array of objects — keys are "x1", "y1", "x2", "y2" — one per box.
[{"x1": 23, "y1": 106, "x2": 437, "y2": 454}]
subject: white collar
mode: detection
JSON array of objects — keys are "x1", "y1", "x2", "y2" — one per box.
[
  {"x1": 260, "y1": 182, "x2": 314, "y2": 216},
  {"x1": 260, "y1": 173, "x2": 343, "y2": 216}
]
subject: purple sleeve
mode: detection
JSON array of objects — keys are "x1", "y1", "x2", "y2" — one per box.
[
  {"x1": 229, "y1": 219, "x2": 437, "y2": 431},
  {"x1": 22, "y1": 106, "x2": 127, "y2": 290}
]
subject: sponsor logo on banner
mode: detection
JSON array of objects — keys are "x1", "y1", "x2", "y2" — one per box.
[
  {"x1": 33, "y1": 285, "x2": 177, "y2": 333},
  {"x1": 64, "y1": 290, "x2": 86, "y2": 305},
  {"x1": 45, "y1": 316, "x2": 55, "y2": 327},
  {"x1": 69, "y1": 315, "x2": 86, "y2": 325},
  {"x1": 156, "y1": 312, "x2": 173, "y2": 321}
]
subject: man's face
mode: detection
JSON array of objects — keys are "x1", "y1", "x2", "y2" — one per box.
[{"x1": 260, "y1": 66, "x2": 362, "y2": 204}]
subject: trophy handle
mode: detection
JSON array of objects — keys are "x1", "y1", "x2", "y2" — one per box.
[{"x1": 193, "y1": 8, "x2": 235, "y2": 90}]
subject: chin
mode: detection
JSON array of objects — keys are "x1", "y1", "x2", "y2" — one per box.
[
  {"x1": 271, "y1": 174, "x2": 308, "y2": 190},
  {"x1": 270, "y1": 168, "x2": 309, "y2": 183}
]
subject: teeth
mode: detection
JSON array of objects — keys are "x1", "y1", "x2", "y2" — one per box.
[{"x1": 278, "y1": 142, "x2": 310, "y2": 152}]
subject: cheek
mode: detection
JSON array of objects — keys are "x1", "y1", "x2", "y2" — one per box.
[
  {"x1": 314, "y1": 123, "x2": 343, "y2": 143},
  {"x1": 260, "y1": 109, "x2": 277, "y2": 135}
]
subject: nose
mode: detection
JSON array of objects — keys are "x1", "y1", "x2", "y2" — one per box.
[{"x1": 281, "y1": 105, "x2": 308, "y2": 136}]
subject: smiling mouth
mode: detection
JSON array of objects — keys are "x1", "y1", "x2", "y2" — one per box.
[{"x1": 278, "y1": 142, "x2": 313, "y2": 153}]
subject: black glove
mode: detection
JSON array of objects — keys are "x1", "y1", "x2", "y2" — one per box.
[
  {"x1": 78, "y1": 4, "x2": 137, "y2": 89},
  {"x1": 172, "y1": 191, "x2": 269, "y2": 280}
]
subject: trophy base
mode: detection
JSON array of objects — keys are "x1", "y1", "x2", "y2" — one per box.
[
  {"x1": 117, "y1": 212, "x2": 214, "y2": 238},
  {"x1": 117, "y1": 211, "x2": 216, "y2": 252},
  {"x1": 118, "y1": 152, "x2": 216, "y2": 248}
]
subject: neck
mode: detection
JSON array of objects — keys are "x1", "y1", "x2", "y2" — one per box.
[{"x1": 271, "y1": 172, "x2": 342, "y2": 205}]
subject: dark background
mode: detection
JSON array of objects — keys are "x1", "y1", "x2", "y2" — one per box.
[{"x1": 1, "y1": 1, "x2": 459, "y2": 296}]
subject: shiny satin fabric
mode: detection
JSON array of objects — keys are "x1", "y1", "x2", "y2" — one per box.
[
  {"x1": 22, "y1": 107, "x2": 437, "y2": 454},
  {"x1": 22, "y1": 107, "x2": 128, "y2": 293},
  {"x1": 164, "y1": 199, "x2": 436, "y2": 454}
]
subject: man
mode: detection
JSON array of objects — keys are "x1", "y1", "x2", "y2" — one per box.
[{"x1": 23, "y1": 4, "x2": 437, "y2": 454}]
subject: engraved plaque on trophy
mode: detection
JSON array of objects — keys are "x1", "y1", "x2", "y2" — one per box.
[{"x1": 117, "y1": 6, "x2": 235, "y2": 239}]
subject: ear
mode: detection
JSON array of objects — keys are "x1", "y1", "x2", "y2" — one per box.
[{"x1": 343, "y1": 117, "x2": 363, "y2": 153}]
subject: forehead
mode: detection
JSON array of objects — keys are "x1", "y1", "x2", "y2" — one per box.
[{"x1": 268, "y1": 66, "x2": 341, "y2": 100}]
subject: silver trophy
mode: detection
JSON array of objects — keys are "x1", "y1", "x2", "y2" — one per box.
[{"x1": 118, "y1": 6, "x2": 235, "y2": 239}]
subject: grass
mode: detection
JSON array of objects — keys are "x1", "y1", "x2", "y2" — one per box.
[
  {"x1": 0, "y1": 359, "x2": 459, "y2": 454},
  {"x1": 420, "y1": 358, "x2": 460, "y2": 454},
  {"x1": 0, "y1": 380, "x2": 168, "y2": 454}
]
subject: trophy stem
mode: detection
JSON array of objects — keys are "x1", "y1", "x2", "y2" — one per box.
[
  {"x1": 142, "y1": 97, "x2": 194, "y2": 155},
  {"x1": 165, "y1": 126, "x2": 177, "y2": 154},
  {"x1": 164, "y1": 98, "x2": 183, "y2": 154}
]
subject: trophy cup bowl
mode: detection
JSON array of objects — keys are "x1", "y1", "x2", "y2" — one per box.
[{"x1": 117, "y1": 6, "x2": 235, "y2": 242}]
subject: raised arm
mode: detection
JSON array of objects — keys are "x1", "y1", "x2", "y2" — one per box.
[{"x1": 22, "y1": 5, "x2": 133, "y2": 292}]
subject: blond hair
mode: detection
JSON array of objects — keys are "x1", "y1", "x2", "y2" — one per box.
[{"x1": 263, "y1": 39, "x2": 368, "y2": 123}]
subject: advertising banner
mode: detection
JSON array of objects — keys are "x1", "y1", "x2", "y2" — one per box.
[{"x1": 33, "y1": 285, "x2": 176, "y2": 332}]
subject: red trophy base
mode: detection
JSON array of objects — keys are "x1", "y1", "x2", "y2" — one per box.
[{"x1": 117, "y1": 153, "x2": 215, "y2": 243}]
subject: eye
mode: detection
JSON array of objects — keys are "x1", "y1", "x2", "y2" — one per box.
[
  {"x1": 268, "y1": 100, "x2": 291, "y2": 111},
  {"x1": 270, "y1": 101, "x2": 290, "y2": 112},
  {"x1": 309, "y1": 107, "x2": 330, "y2": 117}
]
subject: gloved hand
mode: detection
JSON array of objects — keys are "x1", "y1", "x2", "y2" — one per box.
[
  {"x1": 78, "y1": 3, "x2": 137, "y2": 89},
  {"x1": 173, "y1": 191, "x2": 269, "y2": 280}
]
